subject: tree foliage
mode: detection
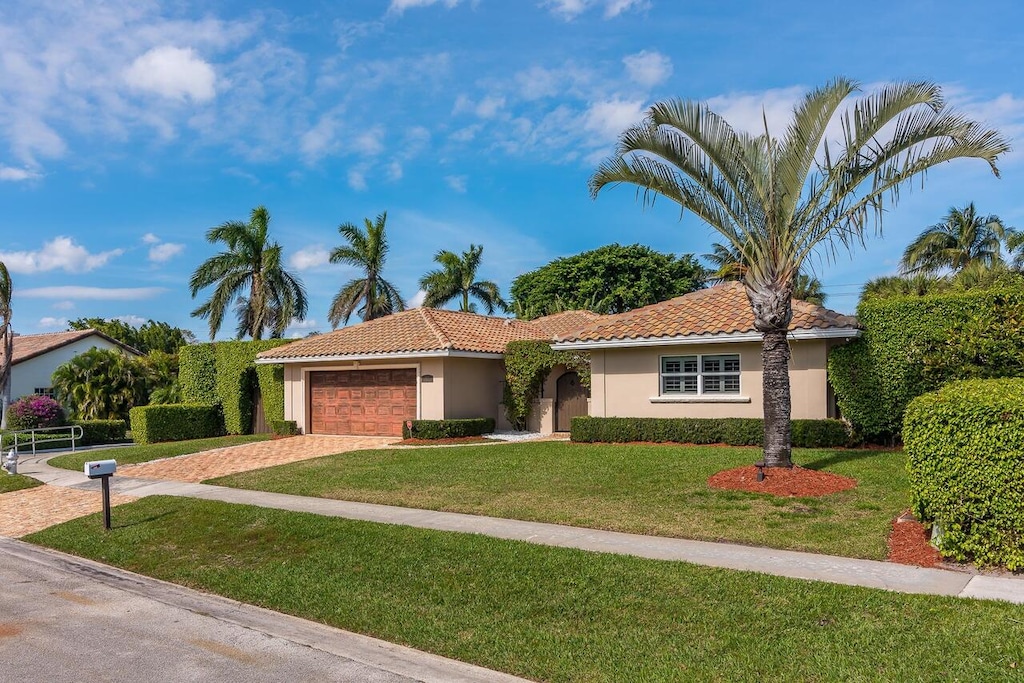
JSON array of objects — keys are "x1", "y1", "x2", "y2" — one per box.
[
  {"x1": 51, "y1": 348, "x2": 149, "y2": 421},
  {"x1": 703, "y1": 242, "x2": 827, "y2": 305},
  {"x1": 510, "y1": 243, "x2": 706, "y2": 319},
  {"x1": 68, "y1": 318, "x2": 195, "y2": 355},
  {"x1": 190, "y1": 205, "x2": 308, "y2": 340},
  {"x1": 502, "y1": 340, "x2": 590, "y2": 430},
  {"x1": 420, "y1": 244, "x2": 507, "y2": 314},
  {"x1": 328, "y1": 211, "x2": 405, "y2": 327},
  {"x1": 900, "y1": 203, "x2": 1010, "y2": 275},
  {"x1": 590, "y1": 78, "x2": 1008, "y2": 466}
]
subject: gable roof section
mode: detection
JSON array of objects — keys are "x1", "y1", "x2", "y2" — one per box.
[
  {"x1": 529, "y1": 310, "x2": 604, "y2": 338},
  {"x1": 257, "y1": 307, "x2": 552, "y2": 362},
  {"x1": 552, "y1": 282, "x2": 860, "y2": 349},
  {"x1": 1, "y1": 329, "x2": 143, "y2": 367}
]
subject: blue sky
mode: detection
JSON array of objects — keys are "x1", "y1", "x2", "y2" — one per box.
[{"x1": 2, "y1": 0, "x2": 1022, "y2": 338}]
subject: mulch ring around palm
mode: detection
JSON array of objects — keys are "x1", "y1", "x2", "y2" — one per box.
[{"x1": 708, "y1": 465, "x2": 858, "y2": 497}]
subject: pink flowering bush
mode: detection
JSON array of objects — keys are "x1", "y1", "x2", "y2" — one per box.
[{"x1": 6, "y1": 394, "x2": 66, "y2": 430}]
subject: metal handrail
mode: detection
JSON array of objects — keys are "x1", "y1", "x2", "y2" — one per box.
[{"x1": 4, "y1": 424, "x2": 84, "y2": 455}]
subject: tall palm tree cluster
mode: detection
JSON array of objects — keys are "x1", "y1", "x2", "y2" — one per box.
[{"x1": 190, "y1": 208, "x2": 507, "y2": 339}]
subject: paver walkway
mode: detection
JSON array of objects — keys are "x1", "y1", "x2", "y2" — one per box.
[
  {"x1": 0, "y1": 485, "x2": 136, "y2": 537},
  {"x1": 120, "y1": 435, "x2": 398, "y2": 482}
]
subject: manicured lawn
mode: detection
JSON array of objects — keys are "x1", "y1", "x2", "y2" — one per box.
[
  {"x1": 48, "y1": 435, "x2": 272, "y2": 471},
  {"x1": 0, "y1": 473, "x2": 43, "y2": 494},
  {"x1": 211, "y1": 442, "x2": 907, "y2": 559},
  {"x1": 27, "y1": 496, "x2": 1023, "y2": 682}
]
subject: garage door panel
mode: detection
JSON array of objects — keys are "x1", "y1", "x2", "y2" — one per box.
[{"x1": 310, "y1": 369, "x2": 416, "y2": 436}]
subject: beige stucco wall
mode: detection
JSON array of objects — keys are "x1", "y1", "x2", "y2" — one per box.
[
  {"x1": 11, "y1": 336, "x2": 126, "y2": 400},
  {"x1": 443, "y1": 357, "x2": 506, "y2": 421},
  {"x1": 589, "y1": 339, "x2": 837, "y2": 421}
]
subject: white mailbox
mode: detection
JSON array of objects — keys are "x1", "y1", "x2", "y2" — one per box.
[{"x1": 84, "y1": 459, "x2": 117, "y2": 479}]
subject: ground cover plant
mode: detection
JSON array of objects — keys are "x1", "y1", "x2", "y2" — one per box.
[
  {"x1": 48, "y1": 434, "x2": 271, "y2": 472},
  {"x1": 0, "y1": 473, "x2": 42, "y2": 494},
  {"x1": 212, "y1": 441, "x2": 907, "y2": 559},
  {"x1": 27, "y1": 496, "x2": 1024, "y2": 682}
]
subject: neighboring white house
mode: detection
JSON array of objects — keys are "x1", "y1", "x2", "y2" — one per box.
[{"x1": 1, "y1": 329, "x2": 142, "y2": 403}]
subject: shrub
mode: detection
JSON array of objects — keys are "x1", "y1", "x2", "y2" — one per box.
[
  {"x1": 73, "y1": 419, "x2": 129, "y2": 446},
  {"x1": 2, "y1": 431, "x2": 75, "y2": 450},
  {"x1": 503, "y1": 340, "x2": 590, "y2": 431},
  {"x1": 402, "y1": 418, "x2": 496, "y2": 440},
  {"x1": 570, "y1": 416, "x2": 851, "y2": 448},
  {"x1": 6, "y1": 394, "x2": 66, "y2": 430},
  {"x1": 904, "y1": 378, "x2": 1024, "y2": 569},
  {"x1": 129, "y1": 404, "x2": 224, "y2": 444},
  {"x1": 271, "y1": 420, "x2": 299, "y2": 436}
]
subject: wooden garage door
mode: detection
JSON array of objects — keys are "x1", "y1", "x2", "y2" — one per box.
[{"x1": 310, "y1": 369, "x2": 417, "y2": 436}]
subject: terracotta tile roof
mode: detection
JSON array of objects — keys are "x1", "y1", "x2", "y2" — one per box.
[
  {"x1": 556, "y1": 282, "x2": 860, "y2": 343},
  {"x1": 258, "y1": 308, "x2": 552, "y2": 360},
  {"x1": 0, "y1": 329, "x2": 141, "y2": 366},
  {"x1": 529, "y1": 310, "x2": 605, "y2": 338}
]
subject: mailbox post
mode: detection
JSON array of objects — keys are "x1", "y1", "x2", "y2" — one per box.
[{"x1": 84, "y1": 459, "x2": 117, "y2": 530}]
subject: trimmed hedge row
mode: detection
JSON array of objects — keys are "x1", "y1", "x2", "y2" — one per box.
[
  {"x1": 129, "y1": 404, "x2": 224, "y2": 444},
  {"x1": 1, "y1": 420, "x2": 128, "y2": 450},
  {"x1": 402, "y1": 418, "x2": 496, "y2": 440},
  {"x1": 272, "y1": 420, "x2": 299, "y2": 436},
  {"x1": 570, "y1": 416, "x2": 852, "y2": 448},
  {"x1": 904, "y1": 378, "x2": 1024, "y2": 569}
]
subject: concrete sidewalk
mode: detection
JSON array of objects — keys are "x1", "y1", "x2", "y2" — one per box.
[{"x1": 15, "y1": 451, "x2": 1024, "y2": 605}]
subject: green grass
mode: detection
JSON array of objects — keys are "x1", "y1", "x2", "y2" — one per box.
[
  {"x1": 48, "y1": 435, "x2": 272, "y2": 471},
  {"x1": 0, "y1": 473, "x2": 43, "y2": 494},
  {"x1": 27, "y1": 496, "x2": 1024, "y2": 682},
  {"x1": 210, "y1": 442, "x2": 907, "y2": 559}
]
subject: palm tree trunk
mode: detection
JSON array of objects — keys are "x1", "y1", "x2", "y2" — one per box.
[{"x1": 747, "y1": 283, "x2": 794, "y2": 468}]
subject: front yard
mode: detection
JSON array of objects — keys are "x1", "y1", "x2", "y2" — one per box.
[
  {"x1": 48, "y1": 434, "x2": 272, "y2": 471},
  {"x1": 27, "y1": 496, "x2": 1024, "y2": 682},
  {"x1": 211, "y1": 441, "x2": 907, "y2": 560},
  {"x1": 0, "y1": 473, "x2": 42, "y2": 494}
]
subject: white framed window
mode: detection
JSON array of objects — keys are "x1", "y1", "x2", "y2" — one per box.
[
  {"x1": 660, "y1": 354, "x2": 740, "y2": 396},
  {"x1": 33, "y1": 387, "x2": 55, "y2": 398}
]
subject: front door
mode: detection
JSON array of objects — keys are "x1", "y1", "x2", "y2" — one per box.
[{"x1": 555, "y1": 371, "x2": 588, "y2": 432}]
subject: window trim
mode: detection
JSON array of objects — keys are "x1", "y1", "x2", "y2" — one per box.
[{"x1": 658, "y1": 352, "x2": 742, "y2": 397}]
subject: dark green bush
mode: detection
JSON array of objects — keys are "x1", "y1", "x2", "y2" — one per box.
[
  {"x1": 570, "y1": 416, "x2": 851, "y2": 448},
  {"x1": 73, "y1": 419, "x2": 129, "y2": 445},
  {"x1": 129, "y1": 404, "x2": 224, "y2": 444},
  {"x1": 271, "y1": 420, "x2": 299, "y2": 436},
  {"x1": 402, "y1": 418, "x2": 496, "y2": 440},
  {"x1": 904, "y1": 378, "x2": 1024, "y2": 569},
  {"x1": 2, "y1": 431, "x2": 74, "y2": 451}
]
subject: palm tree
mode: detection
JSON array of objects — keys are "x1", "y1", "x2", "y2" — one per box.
[
  {"x1": 52, "y1": 348, "x2": 148, "y2": 421},
  {"x1": 328, "y1": 211, "x2": 405, "y2": 327},
  {"x1": 419, "y1": 244, "x2": 508, "y2": 314},
  {"x1": 190, "y1": 206, "x2": 308, "y2": 340},
  {"x1": 1005, "y1": 230, "x2": 1024, "y2": 271},
  {"x1": 859, "y1": 273, "x2": 947, "y2": 303},
  {"x1": 900, "y1": 203, "x2": 1008, "y2": 274},
  {"x1": 704, "y1": 242, "x2": 826, "y2": 304},
  {"x1": 591, "y1": 78, "x2": 1008, "y2": 468},
  {"x1": 0, "y1": 261, "x2": 12, "y2": 430}
]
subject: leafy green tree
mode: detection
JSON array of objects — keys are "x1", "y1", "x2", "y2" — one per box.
[
  {"x1": 420, "y1": 244, "x2": 507, "y2": 314},
  {"x1": 68, "y1": 318, "x2": 194, "y2": 354},
  {"x1": 0, "y1": 262, "x2": 12, "y2": 429},
  {"x1": 704, "y1": 242, "x2": 827, "y2": 304},
  {"x1": 51, "y1": 348, "x2": 149, "y2": 421},
  {"x1": 859, "y1": 274, "x2": 948, "y2": 303},
  {"x1": 900, "y1": 204, "x2": 1009, "y2": 275},
  {"x1": 792, "y1": 274, "x2": 827, "y2": 306},
  {"x1": 510, "y1": 243, "x2": 706, "y2": 319},
  {"x1": 328, "y1": 211, "x2": 405, "y2": 327},
  {"x1": 190, "y1": 205, "x2": 308, "y2": 340},
  {"x1": 590, "y1": 78, "x2": 1008, "y2": 467}
]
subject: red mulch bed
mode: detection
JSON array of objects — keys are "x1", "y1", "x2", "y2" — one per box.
[
  {"x1": 708, "y1": 465, "x2": 858, "y2": 497},
  {"x1": 396, "y1": 436, "x2": 491, "y2": 446},
  {"x1": 887, "y1": 513, "x2": 942, "y2": 568}
]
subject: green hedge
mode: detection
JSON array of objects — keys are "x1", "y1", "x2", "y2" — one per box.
[
  {"x1": 570, "y1": 417, "x2": 852, "y2": 448},
  {"x1": 2, "y1": 431, "x2": 74, "y2": 451},
  {"x1": 402, "y1": 418, "x2": 496, "y2": 440},
  {"x1": 129, "y1": 404, "x2": 224, "y2": 444},
  {"x1": 271, "y1": 420, "x2": 298, "y2": 436},
  {"x1": 179, "y1": 340, "x2": 290, "y2": 435},
  {"x1": 73, "y1": 419, "x2": 129, "y2": 445},
  {"x1": 828, "y1": 285, "x2": 1024, "y2": 442},
  {"x1": 904, "y1": 378, "x2": 1024, "y2": 569}
]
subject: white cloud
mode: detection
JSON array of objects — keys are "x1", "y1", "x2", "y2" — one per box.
[
  {"x1": 288, "y1": 318, "x2": 319, "y2": 330},
  {"x1": 475, "y1": 95, "x2": 506, "y2": 119},
  {"x1": 604, "y1": 0, "x2": 650, "y2": 18},
  {"x1": 0, "y1": 237, "x2": 124, "y2": 274},
  {"x1": 20, "y1": 286, "x2": 166, "y2": 300},
  {"x1": 704, "y1": 86, "x2": 807, "y2": 137},
  {"x1": 543, "y1": 0, "x2": 648, "y2": 20},
  {"x1": 407, "y1": 289, "x2": 427, "y2": 307},
  {"x1": 353, "y1": 127, "x2": 384, "y2": 155},
  {"x1": 300, "y1": 115, "x2": 340, "y2": 163},
  {"x1": 0, "y1": 165, "x2": 41, "y2": 182},
  {"x1": 583, "y1": 98, "x2": 646, "y2": 142},
  {"x1": 387, "y1": 161, "x2": 404, "y2": 181},
  {"x1": 115, "y1": 315, "x2": 148, "y2": 327},
  {"x1": 544, "y1": 0, "x2": 589, "y2": 20},
  {"x1": 289, "y1": 246, "x2": 331, "y2": 270},
  {"x1": 388, "y1": 0, "x2": 463, "y2": 15},
  {"x1": 623, "y1": 50, "x2": 672, "y2": 88},
  {"x1": 347, "y1": 168, "x2": 369, "y2": 191},
  {"x1": 445, "y1": 175, "x2": 468, "y2": 193},
  {"x1": 38, "y1": 317, "x2": 68, "y2": 329},
  {"x1": 141, "y1": 233, "x2": 161, "y2": 244},
  {"x1": 149, "y1": 242, "x2": 185, "y2": 262},
  {"x1": 124, "y1": 46, "x2": 217, "y2": 103}
]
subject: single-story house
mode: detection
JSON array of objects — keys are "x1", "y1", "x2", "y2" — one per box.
[
  {"x1": 1, "y1": 328, "x2": 143, "y2": 402},
  {"x1": 257, "y1": 282, "x2": 859, "y2": 437},
  {"x1": 551, "y1": 282, "x2": 860, "y2": 420},
  {"x1": 254, "y1": 307, "x2": 600, "y2": 437}
]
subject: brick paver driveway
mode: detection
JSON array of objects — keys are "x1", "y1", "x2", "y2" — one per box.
[
  {"x1": 0, "y1": 485, "x2": 136, "y2": 538},
  {"x1": 119, "y1": 435, "x2": 398, "y2": 483}
]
